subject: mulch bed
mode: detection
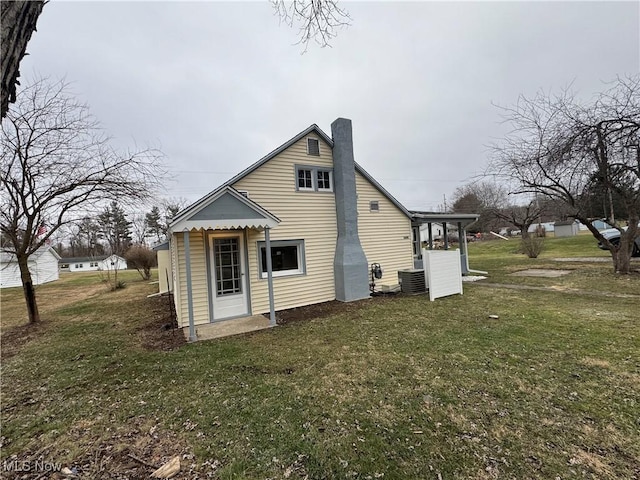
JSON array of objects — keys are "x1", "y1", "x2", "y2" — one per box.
[
  {"x1": 273, "y1": 294, "x2": 399, "y2": 326},
  {"x1": 136, "y1": 294, "x2": 186, "y2": 351}
]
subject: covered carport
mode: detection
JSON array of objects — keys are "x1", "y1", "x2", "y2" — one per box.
[{"x1": 409, "y1": 211, "x2": 480, "y2": 275}]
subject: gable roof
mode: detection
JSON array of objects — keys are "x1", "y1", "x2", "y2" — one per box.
[
  {"x1": 1, "y1": 246, "x2": 61, "y2": 263},
  {"x1": 170, "y1": 185, "x2": 280, "y2": 232},
  {"x1": 171, "y1": 123, "x2": 412, "y2": 227},
  {"x1": 58, "y1": 254, "x2": 125, "y2": 264}
]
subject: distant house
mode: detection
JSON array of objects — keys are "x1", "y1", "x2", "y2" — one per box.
[
  {"x1": 554, "y1": 220, "x2": 579, "y2": 238},
  {"x1": 167, "y1": 118, "x2": 479, "y2": 340},
  {"x1": 1, "y1": 246, "x2": 60, "y2": 289},
  {"x1": 59, "y1": 254, "x2": 127, "y2": 272}
]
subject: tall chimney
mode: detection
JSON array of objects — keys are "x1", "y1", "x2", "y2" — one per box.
[{"x1": 331, "y1": 118, "x2": 370, "y2": 302}]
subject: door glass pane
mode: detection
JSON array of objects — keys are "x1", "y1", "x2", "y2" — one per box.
[{"x1": 214, "y1": 238, "x2": 242, "y2": 296}]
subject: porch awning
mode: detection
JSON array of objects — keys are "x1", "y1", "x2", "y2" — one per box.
[
  {"x1": 170, "y1": 186, "x2": 280, "y2": 232},
  {"x1": 409, "y1": 211, "x2": 479, "y2": 228}
]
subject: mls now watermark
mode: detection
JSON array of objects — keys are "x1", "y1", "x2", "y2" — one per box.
[{"x1": 3, "y1": 459, "x2": 63, "y2": 473}]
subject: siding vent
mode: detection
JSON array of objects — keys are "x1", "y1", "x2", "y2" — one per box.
[
  {"x1": 237, "y1": 190, "x2": 249, "y2": 198},
  {"x1": 307, "y1": 138, "x2": 320, "y2": 156},
  {"x1": 370, "y1": 200, "x2": 380, "y2": 212}
]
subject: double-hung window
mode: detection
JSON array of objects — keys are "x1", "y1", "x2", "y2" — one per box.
[
  {"x1": 295, "y1": 165, "x2": 333, "y2": 192},
  {"x1": 258, "y1": 239, "x2": 305, "y2": 278}
]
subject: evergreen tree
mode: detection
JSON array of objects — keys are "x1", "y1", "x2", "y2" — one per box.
[{"x1": 98, "y1": 201, "x2": 132, "y2": 255}]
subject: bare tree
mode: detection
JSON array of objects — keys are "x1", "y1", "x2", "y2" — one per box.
[
  {"x1": 492, "y1": 199, "x2": 544, "y2": 239},
  {"x1": 1, "y1": 1, "x2": 46, "y2": 118},
  {"x1": 272, "y1": 0, "x2": 351, "y2": 51},
  {"x1": 488, "y1": 75, "x2": 640, "y2": 273},
  {"x1": 0, "y1": 78, "x2": 165, "y2": 323},
  {"x1": 451, "y1": 181, "x2": 507, "y2": 232}
]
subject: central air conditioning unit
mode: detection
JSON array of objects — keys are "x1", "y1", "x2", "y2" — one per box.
[{"x1": 397, "y1": 269, "x2": 427, "y2": 294}]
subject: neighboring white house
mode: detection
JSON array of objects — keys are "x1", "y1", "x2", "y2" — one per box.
[
  {"x1": 0, "y1": 247, "x2": 61, "y2": 289},
  {"x1": 59, "y1": 254, "x2": 127, "y2": 272}
]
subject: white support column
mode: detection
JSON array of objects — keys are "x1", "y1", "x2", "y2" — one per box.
[
  {"x1": 184, "y1": 231, "x2": 196, "y2": 342},
  {"x1": 264, "y1": 227, "x2": 276, "y2": 326}
]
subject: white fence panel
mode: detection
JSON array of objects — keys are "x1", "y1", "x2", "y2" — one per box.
[{"x1": 422, "y1": 249, "x2": 463, "y2": 301}]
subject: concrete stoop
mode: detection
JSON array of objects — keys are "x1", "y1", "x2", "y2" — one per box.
[{"x1": 184, "y1": 315, "x2": 276, "y2": 341}]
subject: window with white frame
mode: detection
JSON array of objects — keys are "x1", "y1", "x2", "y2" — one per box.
[
  {"x1": 297, "y1": 168, "x2": 313, "y2": 190},
  {"x1": 258, "y1": 239, "x2": 305, "y2": 278},
  {"x1": 317, "y1": 169, "x2": 333, "y2": 191},
  {"x1": 295, "y1": 165, "x2": 333, "y2": 192}
]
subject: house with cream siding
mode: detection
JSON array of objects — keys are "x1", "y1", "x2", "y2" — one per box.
[{"x1": 168, "y1": 118, "x2": 418, "y2": 340}]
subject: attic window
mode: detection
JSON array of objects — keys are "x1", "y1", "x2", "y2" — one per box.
[
  {"x1": 307, "y1": 138, "x2": 320, "y2": 156},
  {"x1": 370, "y1": 201, "x2": 380, "y2": 212}
]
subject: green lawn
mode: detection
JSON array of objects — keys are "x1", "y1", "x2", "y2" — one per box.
[{"x1": 1, "y1": 239, "x2": 639, "y2": 479}]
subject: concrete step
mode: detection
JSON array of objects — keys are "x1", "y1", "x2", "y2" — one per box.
[{"x1": 185, "y1": 315, "x2": 276, "y2": 341}]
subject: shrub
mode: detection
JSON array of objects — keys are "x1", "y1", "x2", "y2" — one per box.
[
  {"x1": 521, "y1": 236, "x2": 544, "y2": 258},
  {"x1": 125, "y1": 244, "x2": 157, "y2": 280}
]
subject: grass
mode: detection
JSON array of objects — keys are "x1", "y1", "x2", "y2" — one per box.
[
  {"x1": 468, "y1": 232, "x2": 640, "y2": 295},
  {"x1": 1, "y1": 239, "x2": 639, "y2": 479}
]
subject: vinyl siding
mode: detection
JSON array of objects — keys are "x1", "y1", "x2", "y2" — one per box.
[
  {"x1": 233, "y1": 135, "x2": 337, "y2": 314},
  {"x1": 356, "y1": 172, "x2": 414, "y2": 285},
  {"x1": 0, "y1": 250, "x2": 59, "y2": 289},
  {"x1": 174, "y1": 231, "x2": 210, "y2": 327}
]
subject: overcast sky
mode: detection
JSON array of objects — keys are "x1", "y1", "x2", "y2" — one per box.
[{"x1": 19, "y1": 0, "x2": 639, "y2": 212}]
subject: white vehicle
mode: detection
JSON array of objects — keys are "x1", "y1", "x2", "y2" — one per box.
[{"x1": 597, "y1": 225, "x2": 640, "y2": 257}]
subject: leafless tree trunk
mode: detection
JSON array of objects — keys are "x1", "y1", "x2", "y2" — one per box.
[
  {"x1": 1, "y1": 0, "x2": 45, "y2": 118},
  {"x1": 1, "y1": 77, "x2": 165, "y2": 323}
]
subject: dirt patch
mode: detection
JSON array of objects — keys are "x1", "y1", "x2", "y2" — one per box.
[
  {"x1": 4, "y1": 416, "x2": 206, "y2": 480},
  {"x1": 0, "y1": 321, "x2": 48, "y2": 361},
  {"x1": 475, "y1": 282, "x2": 640, "y2": 299},
  {"x1": 136, "y1": 294, "x2": 186, "y2": 351},
  {"x1": 273, "y1": 295, "x2": 398, "y2": 326}
]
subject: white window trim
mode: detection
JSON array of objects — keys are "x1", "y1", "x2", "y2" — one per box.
[
  {"x1": 296, "y1": 167, "x2": 314, "y2": 191},
  {"x1": 316, "y1": 169, "x2": 333, "y2": 192},
  {"x1": 295, "y1": 165, "x2": 333, "y2": 193},
  {"x1": 257, "y1": 239, "x2": 306, "y2": 279}
]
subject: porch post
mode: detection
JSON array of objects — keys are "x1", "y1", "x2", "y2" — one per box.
[
  {"x1": 428, "y1": 223, "x2": 433, "y2": 250},
  {"x1": 184, "y1": 231, "x2": 196, "y2": 342},
  {"x1": 458, "y1": 221, "x2": 468, "y2": 275},
  {"x1": 264, "y1": 227, "x2": 276, "y2": 326}
]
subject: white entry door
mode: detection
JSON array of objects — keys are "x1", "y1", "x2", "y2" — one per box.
[{"x1": 210, "y1": 234, "x2": 248, "y2": 320}]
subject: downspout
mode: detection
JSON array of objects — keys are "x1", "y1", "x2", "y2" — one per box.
[
  {"x1": 184, "y1": 231, "x2": 196, "y2": 342},
  {"x1": 265, "y1": 227, "x2": 276, "y2": 326}
]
